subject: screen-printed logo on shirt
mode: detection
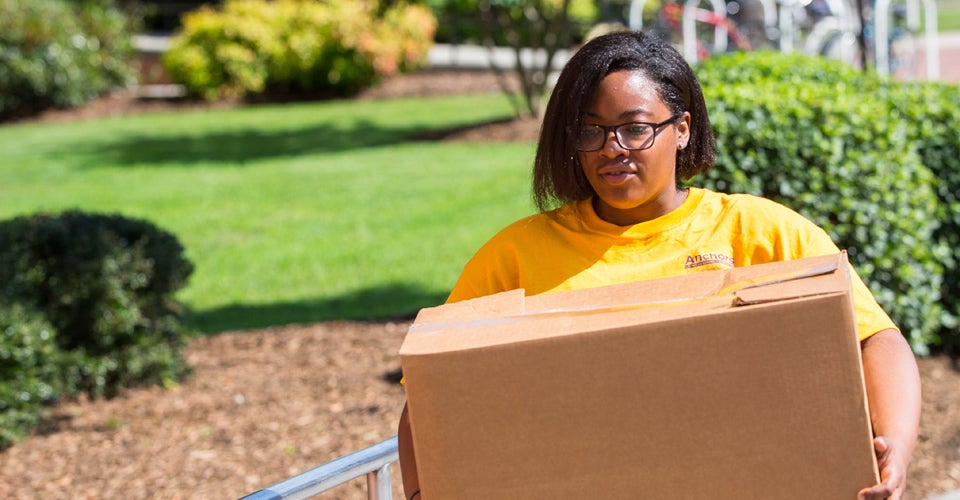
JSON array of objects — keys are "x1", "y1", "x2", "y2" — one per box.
[{"x1": 685, "y1": 252, "x2": 734, "y2": 270}]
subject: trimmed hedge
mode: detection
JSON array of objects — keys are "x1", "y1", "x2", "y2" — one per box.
[
  {"x1": 162, "y1": 0, "x2": 437, "y2": 100},
  {"x1": 884, "y1": 82, "x2": 960, "y2": 354},
  {"x1": 695, "y1": 51, "x2": 958, "y2": 353},
  {"x1": 0, "y1": 0, "x2": 136, "y2": 121},
  {"x1": 0, "y1": 211, "x2": 194, "y2": 448}
]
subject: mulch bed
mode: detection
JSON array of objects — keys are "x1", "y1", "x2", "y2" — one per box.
[{"x1": 0, "y1": 320, "x2": 956, "y2": 499}]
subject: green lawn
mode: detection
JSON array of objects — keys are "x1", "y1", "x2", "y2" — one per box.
[
  {"x1": 940, "y1": 4, "x2": 960, "y2": 32},
  {"x1": 0, "y1": 94, "x2": 537, "y2": 333}
]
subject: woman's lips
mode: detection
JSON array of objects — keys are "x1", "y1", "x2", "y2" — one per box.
[
  {"x1": 601, "y1": 171, "x2": 632, "y2": 184},
  {"x1": 597, "y1": 163, "x2": 636, "y2": 185}
]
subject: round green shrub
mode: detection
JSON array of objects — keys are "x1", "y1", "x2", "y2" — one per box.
[
  {"x1": 695, "y1": 52, "x2": 947, "y2": 353},
  {"x1": 0, "y1": 303, "x2": 61, "y2": 450},
  {"x1": 0, "y1": 0, "x2": 136, "y2": 120},
  {"x1": 0, "y1": 210, "x2": 194, "y2": 398},
  {"x1": 162, "y1": 0, "x2": 438, "y2": 100}
]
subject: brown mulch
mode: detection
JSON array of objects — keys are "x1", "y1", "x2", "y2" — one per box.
[
  {"x1": 0, "y1": 321, "x2": 411, "y2": 499},
  {"x1": 0, "y1": 320, "x2": 956, "y2": 499},
  {"x1": 1, "y1": 70, "x2": 958, "y2": 500}
]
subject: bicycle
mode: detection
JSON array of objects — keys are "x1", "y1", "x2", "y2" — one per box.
[
  {"x1": 629, "y1": 0, "x2": 777, "y2": 61},
  {"x1": 794, "y1": 0, "x2": 938, "y2": 79}
]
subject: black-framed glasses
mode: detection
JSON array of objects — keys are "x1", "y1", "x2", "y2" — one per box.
[{"x1": 574, "y1": 113, "x2": 682, "y2": 152}]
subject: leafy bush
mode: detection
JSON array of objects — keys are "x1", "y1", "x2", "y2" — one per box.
[
  {"x1": 0, "y1": 211, "x2": 194, "y2": 399},
  {"x1": 0, "y1": 0, "x2": 136, "y2": 120},
  {"x1": 882, "y1": 83, "x2": 960, "y2": 354},
  {"x1": 696, "y1": 52, "x2": 951, "y2": 353},
  {"x1": 0, "y1": 303, "x2": 60, "y2": 449},
  {"x1": 695, "y1": 50, "x2": 870, "y2": 88},
  {"x1": 162, "y1": 0, "x2": 437, "y2": 100}
]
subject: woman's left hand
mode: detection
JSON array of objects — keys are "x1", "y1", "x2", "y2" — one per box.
[{"x1": 857, "y1": 436, "x2": 908, "y2": 500}]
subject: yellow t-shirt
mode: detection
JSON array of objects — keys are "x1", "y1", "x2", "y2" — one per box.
[{"x1": 448, "y1": 187, "x2": 896, "y2": 341}]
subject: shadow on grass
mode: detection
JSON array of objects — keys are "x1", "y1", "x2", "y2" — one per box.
[
  {"x1": 185, "y1": 282, "x2": 449, "y2": 335},
  {"x1": 60, "y1": 112, "x2": 518, "y2": 169},
  {"x1": 66, "y1": 118, "x2": 444, "y2": 168}
]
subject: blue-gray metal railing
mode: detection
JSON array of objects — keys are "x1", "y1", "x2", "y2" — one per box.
[{"x1": 241, "y1": 435, "x2": 399, "y2": 500}]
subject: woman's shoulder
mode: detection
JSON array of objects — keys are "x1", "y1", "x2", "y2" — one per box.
[
  {"x1": 695, "y1": 189, "x2": 828, "y2": 244},
  {"x1": 496, "y1": 210, "x2": 556, "y2": 235},
  {"x1": 693, "y1": 189, "x2": 836, "y2": 255},
  {"x1": 496, "y1": 201, "x2": 585, "y2": 233},
  {"x1": 701, "y1": 188, "x2": 776, "y2": 206},
  {"x1": 472, "y1": 201, "x2": 586, "y2": 254},
  {"x1": 699, "y1": 189, "x2": 809, "y2": 220}
]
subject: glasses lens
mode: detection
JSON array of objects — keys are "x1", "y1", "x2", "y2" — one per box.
[
  {"x1": 616, "y1": 123, "x2": 655, "y2": 150},
  {"x1": 577, "y1": 126, "x2": 605, "y2": 151},
  {"x1": 576, "y1": 117, "x2": 675, "y2": 151}
]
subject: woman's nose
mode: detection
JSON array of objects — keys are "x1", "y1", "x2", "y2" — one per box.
[{"x1": 599, "y1": 131, "x2": 626, "y2": 157}]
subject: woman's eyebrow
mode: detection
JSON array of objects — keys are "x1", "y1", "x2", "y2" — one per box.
[{"x1": 585, "y1": 108, "x2": 653, "y2": 121}]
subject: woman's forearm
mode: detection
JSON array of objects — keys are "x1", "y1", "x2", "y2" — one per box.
[
  {"x1": 860, "y1": 327, "x2": 922, "y2": 497},
  {"x1": 861, "y1": 328, "x2": 921, "y2": 456}
]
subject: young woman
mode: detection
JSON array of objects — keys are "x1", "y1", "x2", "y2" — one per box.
[{"x1": 399, "y1": 30, "x2": 920, "y2": 500}]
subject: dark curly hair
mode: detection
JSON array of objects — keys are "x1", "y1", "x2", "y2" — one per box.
[{"x1": 532, "y1": 30, "x2": 716, "y2": 212}]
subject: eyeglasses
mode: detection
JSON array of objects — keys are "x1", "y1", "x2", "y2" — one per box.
[{"x1": 574, "y1": 114, "x2": 682, "y2": 152}]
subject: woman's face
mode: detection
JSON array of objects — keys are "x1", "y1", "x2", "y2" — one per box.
[{"x1": 578, "y1": 70, "x2": 690, "y2": 226}]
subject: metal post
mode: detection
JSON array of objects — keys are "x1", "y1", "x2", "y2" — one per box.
[
  {"x1": 629, "y1": 0, "x2": 648, "y2": 30},
  {"x1": 366, "y1": 463, "x2": 393, "y2": 500},
  {"x1": 920, "y1": 0, "x2": 940, "y2": 79},
  {"x1": 779, "y1": 0, "x2": 800, "y2": 53},
  {"x1": 876, "y1": 0, "x2": 893, "y2": 73},
  {"x1": 756, "y1": 0, "x2": 779, "y2": 36}
]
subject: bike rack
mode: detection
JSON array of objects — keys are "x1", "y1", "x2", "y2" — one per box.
[
  {"x1": 874, "y1": 0, "x2": 940, "y2": 79},
  {"x1": 682, "y1": 0, "x2": 730, "y2": 61},
  {"x1": 803, "y1": 0, "x2": 860, "y2": 63},
  {"x1": 630, "y1": 0, "x2": 939, "y2": 79},
  {"x1": 240, "y1": 436, "x2": 399, "y2": 500},
  {"x1": 628, "y1": 0, "x2": 729, "y2": 62}
]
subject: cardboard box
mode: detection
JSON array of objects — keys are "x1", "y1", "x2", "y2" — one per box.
[{"x1": 400, "y1": 252, "x2": 879, "y2": 499}]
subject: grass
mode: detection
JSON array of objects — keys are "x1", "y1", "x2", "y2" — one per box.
[
  {"x1": 940, "y1": 4, "x2": 960, "y2": 32},
  {"x1": 0, "y1": 94, "x2": 537, "y2": 334}
]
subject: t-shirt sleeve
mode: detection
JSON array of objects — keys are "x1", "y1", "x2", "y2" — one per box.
[
  {"x1": 446, "y1": 228, "x2": 522, "y2": 304},
  {"x1": 746, "y1": 199, "x2": 898, "y2": 341},
  {"x1": 847, "y1": 267, "x2": 899, "y2": 341}
]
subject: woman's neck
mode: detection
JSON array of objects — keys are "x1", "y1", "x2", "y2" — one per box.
[{"x1": 593, "y1": 187, "x2": 690, "y2": 226}]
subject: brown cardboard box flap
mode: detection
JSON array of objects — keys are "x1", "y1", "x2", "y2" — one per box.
[
  {"x1": 400, "y1": 252, "x2": 878, "y2": 499},
  {"x1": 402, "y1": 252, "x2": 851, "y2": 354}
]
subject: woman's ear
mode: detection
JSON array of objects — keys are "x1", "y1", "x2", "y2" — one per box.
[{"x1": 676, "y1": 111, "x2": 691, "y2": 145}]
